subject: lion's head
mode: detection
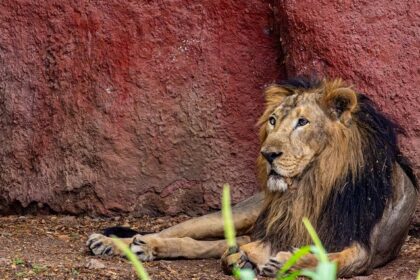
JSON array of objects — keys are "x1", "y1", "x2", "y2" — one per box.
[{"x1": 257, "y1": 78, "x2": 359, "y2": 192}]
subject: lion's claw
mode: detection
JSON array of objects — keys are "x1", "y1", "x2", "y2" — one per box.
[
  {"x1": 258, "y1": 257, "x2": 284, "y2": 277},
  {"x1": 129, "y1": 234, "x2": 155, "y2": 261},
  {"x1": 258, "y1": 251, "x2": 292, "y2": 277},
  {"x1": 87, "y1": 233, "x2": 115, "y2": 256}
]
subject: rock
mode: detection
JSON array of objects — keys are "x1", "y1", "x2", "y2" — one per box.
[
  {"x1": 0, "y1": 0, "x2": 280, "y2": 216},
  {"x1": 85, "y1": 259, "x2": 105, "y2": 270}
]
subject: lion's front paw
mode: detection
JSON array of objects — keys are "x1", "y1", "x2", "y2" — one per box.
[
  {"x1": 86, "y1": 233, "x2": 116, "y2": 256},
  {"x1": 258, "y1": 257, "x2": 283, "y2": 277},
  {"x1": 258, "y1": 251, "x2": 291, "y2": 277},
  {"x1": 129, "y1": 234, "x2": 155, "y2": 261},
  {"x1": 221, "y1": 247, "x2": 257, "y2": 275}
]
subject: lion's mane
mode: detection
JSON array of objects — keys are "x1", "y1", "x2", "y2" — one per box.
[{"x1": 252, "y1": 77, "x2": 417, "y2": 253}]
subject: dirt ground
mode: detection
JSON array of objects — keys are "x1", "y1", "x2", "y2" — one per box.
[{"x1": 0, "y1": 213, "x2": 419, "y2": 280}]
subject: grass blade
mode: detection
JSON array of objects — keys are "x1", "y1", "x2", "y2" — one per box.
[
  {"x1": 302, "y1": 217, "x2": 328, "y2": 263},
  {"x1": 222, "y1": 184, "x2": 256, "y2": 280},
  {"x1": 236, "y1": 268, "x2": 256, "y2": 280},
  {"x1": 280, "y1": 270, "x2": 304, "y2": 280},
  {"x1": 222, "y1": 183, "x2": 236, "y2": 248},
  {"x1": 314, "y1": 262, "x2": 337, "y2": 280},
  {"x1": 299, "y1": 269, "x2": 318, "y2": 279},
  {"x1": 277, "y1": 245, "x2": 311, "y2": 277},
  {"x1": 112, "y1": 237, "x2": 150, "y2": 280}
]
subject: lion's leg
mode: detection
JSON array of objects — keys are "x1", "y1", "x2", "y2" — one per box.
[
  {"x1": 87, "y1": 233, "x2": 251, "y2": 260},
  {"x1": 222, "y1": 242, "x2": 369, "y2": 277},
  {"x1": 88, "y1": 192, "x2": 263, "y2": 256},
  {"x1": 157, "y1": 192, "x2": 264, "y2": 239},
  {"x1": 369, "y1": 163, "x2": 417, "y2": 268},
  {"x1": 129, "y1": 235, "x2": 251, "y2": 261},
  {"x1": 259, "y1": 244, "x2": 369, "y2": 277}
]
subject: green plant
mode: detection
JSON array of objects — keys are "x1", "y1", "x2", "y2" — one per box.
[
  {"x1": 12, "y1": 257, "x2": 25, "y2": 266},
  {"x1": 32, "y1": 264, "x2": 46, "y2": 274},
  {"x1": 112, "y1": 237, "x2": 150, "y2": 280},
  {"x1": 222, "y1": 184, "x2": 256, "y2": 280},
  {"x1": 69, "y1": 232, "x2": 80, "y2": 240},
  {"x1": 71, "y1": 268, "x2": 80, "y2": 276},
  {"x1": 222, "y1": 183, "x2": 236, "y2": 249},
  {"x1": 276, "y1": 217, "x2": 337, "y2": 280}
]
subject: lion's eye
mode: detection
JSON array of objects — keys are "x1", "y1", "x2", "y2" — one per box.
[
  {"x1": 269, "y1": 116, "x2": 276, "y2": 126},
  {"x1": 296, "y1": 118, "x2": 309, "y2": 128}
]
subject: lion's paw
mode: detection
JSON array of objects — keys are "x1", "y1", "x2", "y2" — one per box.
[
  {"x1": 258, "y1": 251, "x2": 291, "y2": 277},
  {"x1": 258, "y1": 257, "x2": 284, "y2": 277},
  {"x1": 86, "y1": 233, "x2": 115, "y2": 256},
  {"x1": 129, "y1": 234, "x2": 155, "y2": 261},
  {"x1": 221, "y1": 248, "x2": 256, "y2": 275}
]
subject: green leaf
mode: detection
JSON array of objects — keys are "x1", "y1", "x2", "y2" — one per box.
[
  {"x1": 302, "y1": 217, "x2": 328, "y2": 263},
  {"x1": 237, "y1": 268, "x2": 256, "y2": 280},
  {"x1": 314, "y1": 262, "x2": 337, "y2": 280},
  {"x1": 222, "y1": 183, "x2": 236, "y2": 248},
  {"x1": 112, "y1": 237, "x2": 150, "y2": 280},
  {"x1": 309, "y1": 245, "x2": 319, "y2": 255},
  {"x1": 278, "y1": 270, "x2": 302, "y2": 280},
  {"x1": 299, "y1": 269, "x2": 319, "y2": 279},
  {"x1": 277, "y1": 245, "x2": 311, "y2": 276}
]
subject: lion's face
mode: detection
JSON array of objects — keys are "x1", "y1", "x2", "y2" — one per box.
[{"x1": 259, "y1": 80, "x2": 357, "y2": 192}]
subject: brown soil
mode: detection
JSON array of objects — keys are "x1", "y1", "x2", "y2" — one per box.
[{"x1": 0, "y1": 214, "x2": 419, "y2": 280}]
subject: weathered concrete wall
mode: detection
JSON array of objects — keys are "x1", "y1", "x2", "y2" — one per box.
[
  {"x1": 275, "y1": 0, "x2": 419, "y2": 176},
  {"x1": 0, "y1": 1, "x2": 282, "y2": 215},
  {"x1": 0, "y1": 1, "x2": 418, "y2": 216}
]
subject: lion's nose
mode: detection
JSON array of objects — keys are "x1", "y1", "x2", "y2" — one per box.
[{"x1": 261, "y1": 151, "x2": 283, "y2": 164}]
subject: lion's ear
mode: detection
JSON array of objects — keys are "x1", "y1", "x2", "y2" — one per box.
[
  {"x1": 322, "y1": 85, "x2": 358, "y2": 125},
  {"x1": 264, "y1": 85, "x2": 293, "y2": 106}
]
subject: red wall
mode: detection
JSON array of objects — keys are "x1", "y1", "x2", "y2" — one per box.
[
  {"x1": 0, "y1": 1, "x2": 417, "y2": 215},
  {"x1": 0, "y1": 1, "x2": 282, "y2": 215}
]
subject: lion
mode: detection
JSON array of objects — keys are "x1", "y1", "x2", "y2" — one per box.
[{"x1": 87, "y1": 77, "x2": 417, "y2": 278}]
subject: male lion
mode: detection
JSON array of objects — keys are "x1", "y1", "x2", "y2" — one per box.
[{"x1": 87, "y1": 77, "x2": 417, "y2": 278}]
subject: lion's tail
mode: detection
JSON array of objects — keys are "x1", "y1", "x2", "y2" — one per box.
[
  {"x1": 102, "y1": 226, "x2": 154, "y2": 237},
  {"x1": 103, "y1": 226, "x2": 139, "y2": 238}
]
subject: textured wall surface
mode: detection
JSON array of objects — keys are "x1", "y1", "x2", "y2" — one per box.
[
  {"x1": 275, "y1": 0, "x2": 419, "y2": 176},
  {"x1": 0, "y1": 1, "x2": 282, "y2": 215},
  {"x1": 0, "y1": 1, "x2": 418, "y2": 216}
]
